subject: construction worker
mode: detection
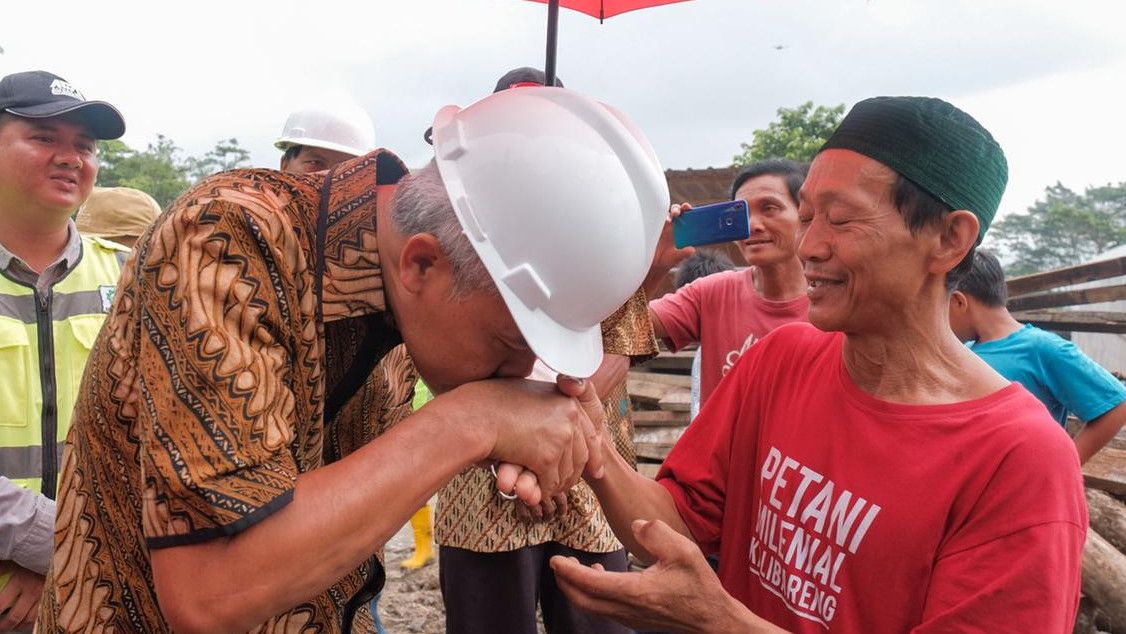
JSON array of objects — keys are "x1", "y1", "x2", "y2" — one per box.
[
  {"x1": 40, "y1": 86, "x2": 669, "y2": 632},
  {"x1": 75, "y1": 186, "x2": 161, "y2": 248},
  {"x1": 275, "y1": 98, "x2": 376, "y2": 174},
  {"x1": 0, "y1": 69, "x2": 127, "y2": 632}
]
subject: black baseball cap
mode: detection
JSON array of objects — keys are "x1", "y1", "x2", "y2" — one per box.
[
  {"x1": 423, "y1": 67, "x2": 564, "y2": 145},
  {"x1": 492, "y1": 67, "x2": 564, "y2": 93},
  {"x1": 0, "y1": 70, "x2": 125, "y2": 139}
]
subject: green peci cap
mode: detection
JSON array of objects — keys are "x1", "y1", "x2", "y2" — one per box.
[{"x1": 820, "y1": 96, "x2": 1007, "y2": 243}]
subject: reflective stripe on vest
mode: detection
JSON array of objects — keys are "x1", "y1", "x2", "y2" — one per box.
[{"x1": 0, "y1": 236, "x2": 125, "y2": 496}]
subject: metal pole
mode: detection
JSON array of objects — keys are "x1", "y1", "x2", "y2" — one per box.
[{"x1": 545, "y1": 0, "x2": 560, "y2": 86}]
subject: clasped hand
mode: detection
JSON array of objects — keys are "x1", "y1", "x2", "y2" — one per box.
[{"x1": 487, "y1": 374, "x2": 608, "y2": 508}]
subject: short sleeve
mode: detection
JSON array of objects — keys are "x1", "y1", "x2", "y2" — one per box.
[
  {"x1": 1041, "y1": 338, "x2": 1126, "y2": 422},
  {"x1": 913, "y1": 523, "x2": 1085, "y2": 633},
  {"x1": 601, "y1": 288, "x2": 659, "y2": 362},
  {"x1": 648, "y1": 278, "x2": 706, "y2": 352},
  {"x1": 915, "y1": 417, "x2": 1086, "y2": 632},
  {"x1": 137, "y1": 198, "x2": 307, "y2": 548}
]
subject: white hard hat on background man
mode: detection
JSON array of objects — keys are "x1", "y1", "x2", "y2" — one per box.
[
  {"x1": 431, "y1": 87, "x2": 669, "y2": 378},
  {"x1": 274, "y1": 99, "x2": 376, "y2": 157}
]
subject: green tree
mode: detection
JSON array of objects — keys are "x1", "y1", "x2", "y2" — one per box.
[
  {"x1": 733, "y1": 101, "x2": 846, "y2": 165},
  {"x1": 988, "y1": 182, "x2": 1126, "y2": 276},
  {"x1": 96, "y1": 135, "x2": 192, "y2": 209},
  {"x1": 188, "y1": 137, "x2": 252, "y2": 182}
]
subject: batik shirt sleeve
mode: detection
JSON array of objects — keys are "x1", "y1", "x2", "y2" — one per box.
[
  {"x1": 136, "y1": 193, "x2": 317, "y2": 548},
  {"x1": 602, "y1": 288, "x2": 659, "y2": 363}
]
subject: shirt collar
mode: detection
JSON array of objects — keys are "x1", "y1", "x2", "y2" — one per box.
[
  {"x1": 317, "y1": 150, "x2": 408, "y2": 323},
  {"x1": 0, "y1": 219, "x2": 83, "y2": 276}
]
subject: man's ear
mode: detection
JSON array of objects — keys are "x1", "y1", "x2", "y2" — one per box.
[
  {"x1": 932, "y1": 210, "x2": 979, "y2": 277},
  {"x1": 398, "y1": 233, "x2": 448, "y2": 295},
  {"x1": 950, "y1": 289, "x2": 968, "y2": 311}
]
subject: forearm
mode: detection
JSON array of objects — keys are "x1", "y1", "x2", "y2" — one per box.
[
  {"x1": 589, "y1": 449, "x2": 692, "y2": 562},
  {"x1": 1074, "y1": 403, "x2": 1126, "y2": 464},
  {"x1": 0, "y1": 478, "x2": 55, "y2": 574},
  {"x1": 589, "y1": 354, "x2": 629, "y2": 397},
  {"x1": 1074, "y1": 421, "x2": 1119, "y2": 463},
  {"x1": 647, "y1": 307, "x2": 668, "y2": 341},
  {"x1": 642, "y1": 267, "x2": 671, "y2": 300},
  {"x1": 711, "y1": 599, "x2": 790, "y2": 634},
  {"x1": 151, "y1": 399, "x2": 491, "y2": 633}
]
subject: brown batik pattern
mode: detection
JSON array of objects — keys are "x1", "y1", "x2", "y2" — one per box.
[
  {"x1": 40, "y1": 149, "x2": 411, "y2": 633},
  {"x1": 435, "y1": 289, "x2": 657, "y2": 553}
]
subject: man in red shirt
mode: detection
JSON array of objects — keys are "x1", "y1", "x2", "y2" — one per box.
[
  {"x1": 647, "y1": 160, "x2": 810, "y2": 407},
  {"x1": 552, "y1": 97, "x2": 1087, "y2": 633}
]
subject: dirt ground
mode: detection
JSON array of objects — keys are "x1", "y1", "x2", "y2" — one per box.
[
  {"x1": 376, "y1": 522, "x2": 446, "y2": 633},
  {"x1": 376, "y1": 522, "x2": 550, "y2": 633}
]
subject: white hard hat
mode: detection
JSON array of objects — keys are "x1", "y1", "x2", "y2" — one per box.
[
  {"x1": 432, "y1": 87, "x2": 669, "y2": 377},
  {"x1": 274, "y1": 100, "x2": 376, "y2": 157}
]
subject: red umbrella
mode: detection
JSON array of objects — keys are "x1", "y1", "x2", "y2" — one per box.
[{"x1": 526, "y1": 0, "x2": 692, "y2": 85}]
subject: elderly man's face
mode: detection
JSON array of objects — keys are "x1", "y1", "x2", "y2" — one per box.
[
  {"x1": 796, "y1": 149, "x2": 934, "y2": 334},
  {"x1": 734, "y1": 174, "x2": 801, "y2": 267},
  {"x1": 400, "y1": 282, "x2": 538, "y2": 395},
  {"x1": 0, "y1": 113, "x2": 98, "y2": 218}
]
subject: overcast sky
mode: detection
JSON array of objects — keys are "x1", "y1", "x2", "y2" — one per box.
[{"x1": 2, "y1": 0, "x2": 1123, "y2": 226}]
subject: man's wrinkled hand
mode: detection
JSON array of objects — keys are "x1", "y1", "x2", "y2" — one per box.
[
  {"x1": 484, "y1": 375, "x2": 605, "y2": 506},
  {"x1": 0, "y1": 563, "x2": 44, "y2": 632},
  {"x1": 550, "y1": 519, "x2": 771, "y2": 634},
  {"x1": 513, "y1": 491, "x2": 571, "y2": 524}
]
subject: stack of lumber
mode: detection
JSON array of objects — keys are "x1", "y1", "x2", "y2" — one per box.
[
  {"x1": 1007, "y1": 257, "x2": 1126, "y2": 631},
  {"x1": 1007, "y1": 255, "x2": 1126, "y2": 334},
  {"x1": 628, "y1": 349, "x2": 694, "y2": 478},
  {"x1": 1077, "y1": 430, "x2": 1126, "y2": 633}
]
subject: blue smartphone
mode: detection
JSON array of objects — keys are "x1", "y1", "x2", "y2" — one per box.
[{"x1": 672, "y1": 199, "x2": 750, "y2": 249}]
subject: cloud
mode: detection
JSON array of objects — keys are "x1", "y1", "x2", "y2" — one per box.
[{"x1": 1, "y1": 0, "x2": 1122, "y2": 215}]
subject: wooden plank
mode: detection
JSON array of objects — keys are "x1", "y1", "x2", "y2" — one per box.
[
  {"x1": 638, "y1": 351, "x2": 695, "y2": 373},
  {"x1": 1108, "y1": 428, "x2": 1126, "y2": 452},
  {"x1": 634, "y1": 443, "x2": 673, "y2": 461},
  {"x1": 1007, "y1": 256, "x2": 1126, "y2": 297},
  {"x1": 631, "y1": 410, "x2": 690, "y2": 428},
  {"x1": 658, "y1": 390, "x2": 692, "y2": 412},
  {"x1": 627, "y1": 378, "x2": 674, "y2": 405},
  {"x1": 627, "y1": 370, "x2": 692, "y2": 389},
  {"x1": 632, "y1": 426, "x2": 686, "y2": 444},
  {"x1": 632, "y1": 427, "x2": 684, "y2": 462},
  {"x1": 1081, "y1": 530, "x2": 1126, "y2": 631},
  {"x1": 636, "y1": 462, "x2": 662, "y2": 479},
  {"x1": 1008, "y1": 283, "x2": 1126, "y2": 311},
  {"x1": 1084, "y1": 447, "x2": 1126, "y2": 496},
  {"x1": 1011, "y1": 310, "x2": 1126, "y2": 334}
]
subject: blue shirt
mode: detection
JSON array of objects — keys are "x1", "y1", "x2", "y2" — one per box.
[{"x1": 970, "y1": 323, "x2": 1126, "y2": 426}]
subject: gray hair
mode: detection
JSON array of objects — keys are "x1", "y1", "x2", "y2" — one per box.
[{"x1": 391, "y1": 160, "x2": 493, "y2": 298}]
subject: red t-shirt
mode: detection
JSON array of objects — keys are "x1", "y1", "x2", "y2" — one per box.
[
  {"x1": 658, "y1": 323, "x2": 1087, "y2": 633},
  {"x1": 649, "y1": 268, "x2": 808, "y2": 404}
]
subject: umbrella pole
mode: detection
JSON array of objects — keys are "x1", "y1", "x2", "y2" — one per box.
[{"x1": 545, "y1": 0, "x2": 560, "y2": 86}]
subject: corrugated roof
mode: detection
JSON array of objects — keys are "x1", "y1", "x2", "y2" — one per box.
[{"x1": 665, "y1": 166, "x2": 738, "y2": 205}]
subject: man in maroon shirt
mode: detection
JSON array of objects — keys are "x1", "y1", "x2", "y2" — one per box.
[{"x1": 552, "y1": 97, "x2": 1087, "y2": 633}]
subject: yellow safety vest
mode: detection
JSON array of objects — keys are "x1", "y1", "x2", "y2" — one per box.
[{"x1": 0, "y1": 236, "x2": 126, "y2": 497}]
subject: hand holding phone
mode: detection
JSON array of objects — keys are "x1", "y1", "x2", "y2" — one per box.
[{"x1": 672, "y1": 199, "x2": 750, "y2": 249}]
